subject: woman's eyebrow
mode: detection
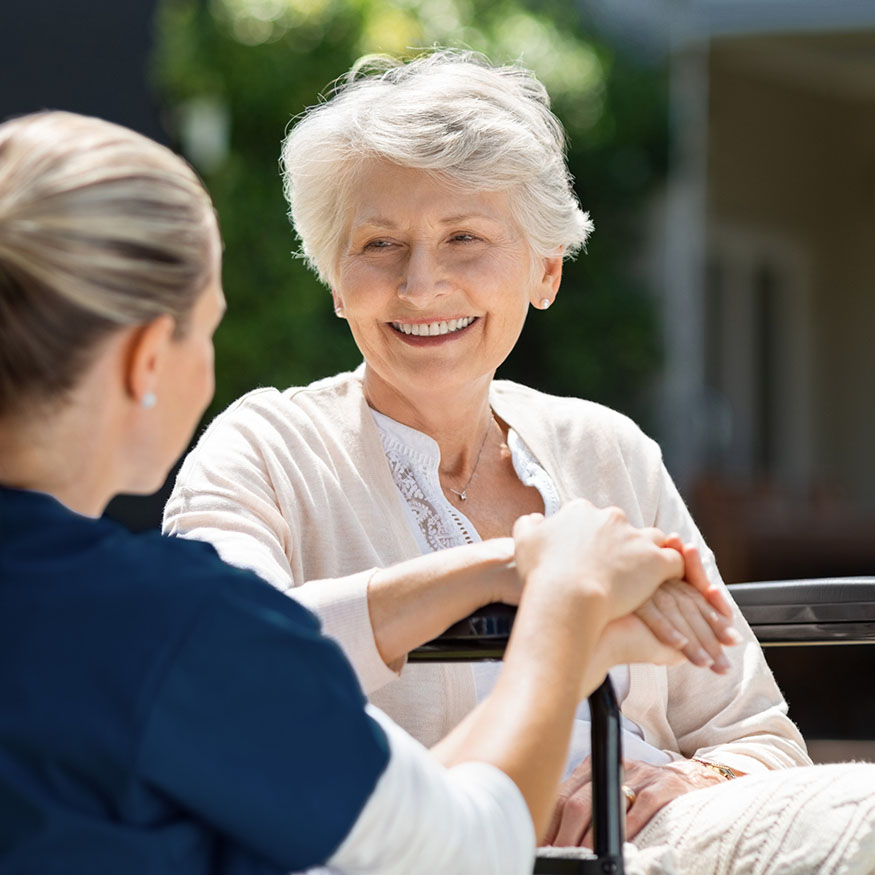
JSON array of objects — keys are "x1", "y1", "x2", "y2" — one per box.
[
  {"x1": 439, "y1": 213, "x2": 500, "y2": 225},
  {"x1": 353, "y1": 213, "x2": 501, "y2": 229}
]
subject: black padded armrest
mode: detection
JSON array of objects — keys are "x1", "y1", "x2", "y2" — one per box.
[
  {"x1": 409, "y1": 603, "x2": 516, "y2": 661},
  {"x1": 727, "y1": 577, "x2": 875, "y2": 644}
]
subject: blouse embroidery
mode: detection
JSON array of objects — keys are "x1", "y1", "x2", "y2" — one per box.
[{"x1": 371, "y1": 409, "x2": 559, "y2": 553}]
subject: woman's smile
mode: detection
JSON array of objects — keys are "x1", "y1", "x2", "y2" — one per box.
[{"x1": 389, "y1": 316, "x2": 477, "y2": 340}]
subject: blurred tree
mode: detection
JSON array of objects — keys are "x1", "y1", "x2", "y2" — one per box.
[{"x1": 153, "y1": 0, "x2": 667, "y2": 424}]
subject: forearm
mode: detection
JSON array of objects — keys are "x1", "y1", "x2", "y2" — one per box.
[
  {"x1": 367, "y1": 537, "x2": 517, "y2": 666},
  {"x1": 432, "y1": 581, "x2": 609, "y2": 840},
  {"x1": 330, "y1": 707, "x2": 536, "y2": 875}
]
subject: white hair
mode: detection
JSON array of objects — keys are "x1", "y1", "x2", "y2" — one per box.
[{"x1": 280, "y1": 49, "x2": 594, "y2": 285}]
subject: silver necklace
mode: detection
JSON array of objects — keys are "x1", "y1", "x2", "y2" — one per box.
[{"x1": 443, "y1": 418, "x2": 492, "y2": 501}]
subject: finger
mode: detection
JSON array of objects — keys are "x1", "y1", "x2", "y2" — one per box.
[
  {"x1": 694, "y1": 591, "x2": 743, "y2": 647},
  {"x1": 663, "y1": 533, "x2": 685, "y2": 555},
  {"x1": 545, "y1": 758, "x2": 594, "y2": 845},
  {"x1": 649, "y1": 587, "x2": 713, "y2": 668},
  {"x1": 660, "y1": 576, "x2": 737, "y2": 646},
  {"x1": 657, "y1": 546, "x2": 685, "y2": 580},
  {"x1": 579, "y1": 824, "x2": 595, "y2": 851},
  {"x1": 640, "y1": 526, "x2": 669, "y2": 546},
  {"x1": 624, "y1": 784, "x2": 680, "y2": 840},
  {"x1": 543, "y1": 801, "x2": 563, "y2": 846},
  {"x1": 635, "y1": 600, "x2": 689, "y2": 650},
  {"x1": 552, "y1": 787, "x2": 592, "y2": 847},
  {"x1": 683, "y1": 544, "x2": 733, "y2": 619},
  {"x1": 512, "y1": 512, "x2": 545, "y2": 539},
  {"x1": 673, "y1": 589, "x2": 731, "y2": 673}
]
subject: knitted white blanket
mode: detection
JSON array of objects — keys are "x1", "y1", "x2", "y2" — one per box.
[{"x1": 624, "y1": 762, "x2": 875, "y2": 874}]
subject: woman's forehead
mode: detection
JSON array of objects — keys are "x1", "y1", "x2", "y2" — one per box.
[{"x1": 345, "y1": 162, "x2": 512, "y2": 225}]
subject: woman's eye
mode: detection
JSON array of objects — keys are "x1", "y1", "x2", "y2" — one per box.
[
  {"x1": 364, "y1": 239, "x2": 393, "y2": 251},
  {"x1": 451, "y1": 233, "x2": 477, "y2": 243}
]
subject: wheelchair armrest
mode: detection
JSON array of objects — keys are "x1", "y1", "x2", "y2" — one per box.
[
  {"x1": 408, "y1": 603, "x2": 516, "y2": 661},
  {"x1": 726, "y1": 577, "x2": 875, "y2": 645}
]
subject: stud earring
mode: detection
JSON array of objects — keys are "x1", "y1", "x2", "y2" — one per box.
[
  {"x1": 334, "y1": 305, "x2": 345, "y2": 318},
  {"x1": 141, "y1": 391, "x2": 157, "y2": 409},
  {"x1": 539, "y1": 298, "x2": 552, "y2": 310}
]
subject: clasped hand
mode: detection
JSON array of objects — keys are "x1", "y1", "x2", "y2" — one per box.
[{"x1": 511, "y1": 500, "x2": 739, "y2": 685}]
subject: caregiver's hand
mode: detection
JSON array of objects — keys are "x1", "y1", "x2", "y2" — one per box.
[
  {"x1": 512, "y1": 500, "x2": 685, "y2": 623},
  {"x1": 635, "y1": 539, "x2": 741, "y2": 674}
]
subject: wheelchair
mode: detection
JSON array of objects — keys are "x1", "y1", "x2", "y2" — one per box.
[{"x1": 410, "y1": 577, "x2": 875, "y2": 875}]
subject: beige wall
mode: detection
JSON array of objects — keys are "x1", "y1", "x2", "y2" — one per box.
[{"x1": 707, "y1": 40, "x2": 875, "y2": 508}]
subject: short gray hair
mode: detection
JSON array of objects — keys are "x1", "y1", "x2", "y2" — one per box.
[
  {"x1": 0, "y1": 111, "x2": 217, "y2": 416},
  {"x1": 281, "y1": 49, "x2": 593, "y2": 285}
]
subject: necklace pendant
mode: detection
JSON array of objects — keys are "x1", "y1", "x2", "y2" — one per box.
[{"x1": 459, "y1": 491, "x2": 467, "y2": 501}]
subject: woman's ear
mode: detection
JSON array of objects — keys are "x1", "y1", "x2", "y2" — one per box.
[
  {"x1": 331, "y1": 289, "x2": 346, "y2": 318},
  {"x1": 531, "y1": 252, "x2": 563, "y2": 308},
  {"x1": 124, "y1": 315, "x2": 176, "y2": 406}
]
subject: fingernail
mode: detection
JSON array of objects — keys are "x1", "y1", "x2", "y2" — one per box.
[
  {"x1": 712, "y1": 653, "x2": 730, "y2": 672},
  {"x1": 724, "y1": 628, "x2": 743, "y2": 645},
  {"x1": 671, "y1": 632, "x2": 689, "y2": 648},
  {"x1": 693, "y1": 648, "x2": 712, "y2": 667}
]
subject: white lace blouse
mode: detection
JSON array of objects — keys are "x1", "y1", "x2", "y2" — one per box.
[{"x1": 371, "y1": 408, "x2": 670, "y2": 774}]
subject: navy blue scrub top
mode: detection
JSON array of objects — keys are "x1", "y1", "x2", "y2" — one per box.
[{"x1": 0, "y1": 486, "x2": 389, "y2": 874}]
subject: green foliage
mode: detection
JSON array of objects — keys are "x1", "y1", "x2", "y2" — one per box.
[{"x1": 153, "y1": 0, "x2": 667, "y2": 423}]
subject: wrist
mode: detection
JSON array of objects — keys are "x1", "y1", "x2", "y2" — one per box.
[
  {"x1": 690, "y1": 757, "x2": 739, "y2": 782},
  {"x1": 477, "y1": 537, "x2": 519, "y2": 605}
]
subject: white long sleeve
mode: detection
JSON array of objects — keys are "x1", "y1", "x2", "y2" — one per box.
[{"x1": 323, "y1": 706, "x2": 536, "y2": 875}]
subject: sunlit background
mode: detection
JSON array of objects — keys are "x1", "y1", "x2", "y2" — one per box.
[{"x1": 3, "y1": 0, "x2": 875, "y2": 754}]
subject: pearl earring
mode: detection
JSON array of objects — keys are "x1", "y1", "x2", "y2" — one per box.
[
  {"x1": 141, "y1": 391, "x2": 157, "y2": 409},
  {"x1": 334, "y1": 306, "x2": 345, "y2": 318},
  {"x1": 539, "y1": 298, "x2": 552, "y2": 310}
]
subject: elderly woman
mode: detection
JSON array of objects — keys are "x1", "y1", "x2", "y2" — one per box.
[
  {"x1": 163, "y1": 50, "x2": 810, "y2": 844},
  {"x1": 0, "y1": 109, "x2": 705, "y2": 874}
]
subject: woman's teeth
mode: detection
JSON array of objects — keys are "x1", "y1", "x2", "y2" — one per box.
[{"x1": 392, "y1": 317, "x2": 474, "y2": 336}]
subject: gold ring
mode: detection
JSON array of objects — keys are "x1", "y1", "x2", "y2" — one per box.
[{"x1": 622, "y1": 784, "x2": 637, "y2": 809}]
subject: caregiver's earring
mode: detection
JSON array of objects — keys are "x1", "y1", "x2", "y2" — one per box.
[
  {"x1": 332, "y1": 292, "x2": 345, "y2": 318},
  {"x1": 538, "y1": 298, "x2": 552, "y2": 310},
  {"x1": 141, "y1": 391, "x2": 157, "y2": 409}
]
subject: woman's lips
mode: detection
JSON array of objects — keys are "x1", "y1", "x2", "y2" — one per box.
[{"x1": 390, "y1": 316, "x2": 476, "y2": 337}]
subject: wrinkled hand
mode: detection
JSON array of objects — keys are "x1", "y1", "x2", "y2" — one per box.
[
  {"x1": 544, "y1": 756, "x2": 729, "y2": 848},
  {"x1": 635, "y1": 538, "x2": 741, "y2": 673}
]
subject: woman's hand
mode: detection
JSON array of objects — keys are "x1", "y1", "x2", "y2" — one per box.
[
  {"x1": 545, "y1": 756, "x2": 732, "y2": 848},
  {"x1": 635, "y1": 539, "x2": 741, "y2": 674}
]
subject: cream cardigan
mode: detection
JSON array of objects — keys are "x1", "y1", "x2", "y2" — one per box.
[{"x1": 164, "y1": 368, "x2": 810, "y2": 774}]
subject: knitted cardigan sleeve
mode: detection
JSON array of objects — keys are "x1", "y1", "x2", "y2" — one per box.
[{"x1": 163, "y1": 387, "x2": 401, "y2": 694}]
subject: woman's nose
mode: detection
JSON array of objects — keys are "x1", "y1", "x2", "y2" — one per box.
[{"x1": 397, "y1": 245, "x2": 446, "y2": 305}]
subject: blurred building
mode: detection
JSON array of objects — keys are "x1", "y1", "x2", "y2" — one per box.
[{"x1": 581, "y1": 0, "x2": 875, "y2": 582}]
